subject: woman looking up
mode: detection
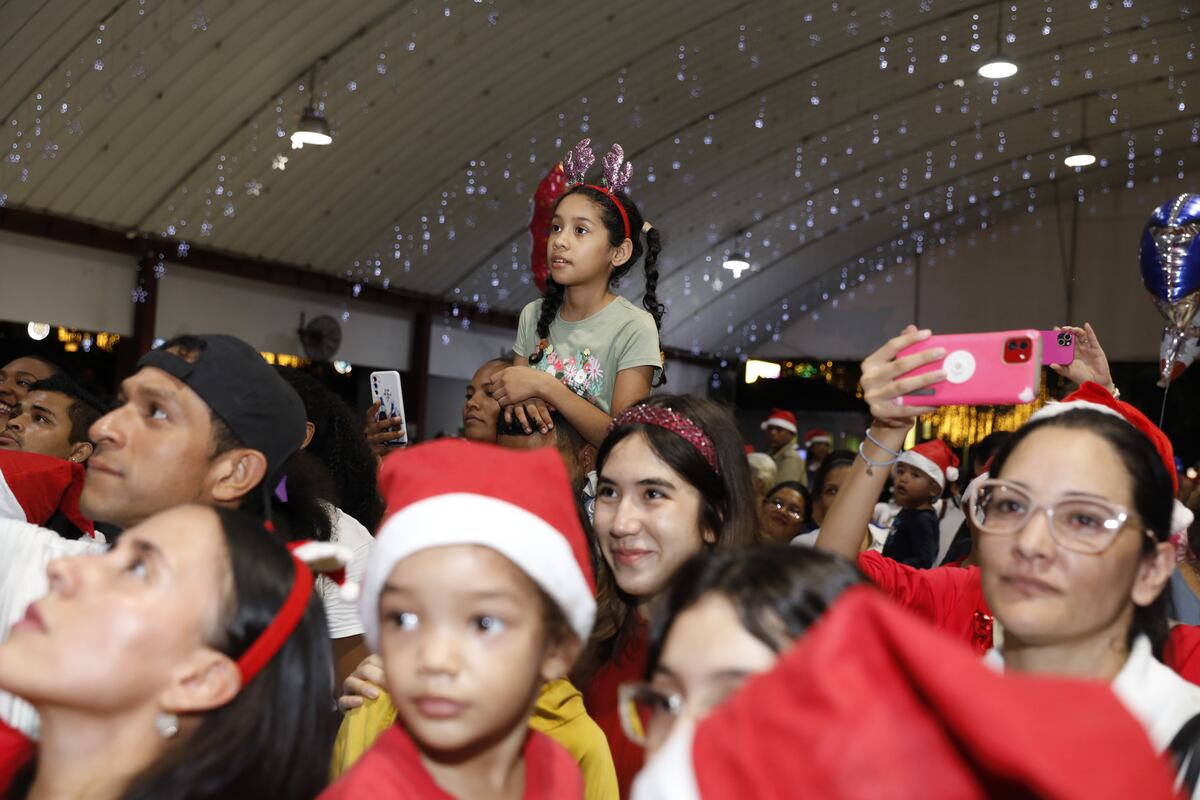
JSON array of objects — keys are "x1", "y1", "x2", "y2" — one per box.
[{"x1": 0, "y1": 505, "x2": 337, "y2": 799}]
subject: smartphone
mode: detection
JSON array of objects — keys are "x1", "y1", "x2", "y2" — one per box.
[
  {"x1": 369, "y1": 370, "x2": 408, "y2": 447},
  {"x1": 895, "y1": 330, "x2": 1043, "y2": 406},
  {"x1": 1040, "y1": 330, "x2": 1076, "y2": 366}
]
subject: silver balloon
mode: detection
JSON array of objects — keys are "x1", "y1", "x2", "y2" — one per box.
[{"x1": 1154, "y1": 291, "x2": 1200, "y2": 335}]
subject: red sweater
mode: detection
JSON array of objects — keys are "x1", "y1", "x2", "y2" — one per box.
[
  {"x1": 320, "y1": 724, "x2": 582, "y2": 799},
  {"x1": 0, "y1": 719, "x2": 33, "y2": 795},
  {"x1": 859, "y1": 551, "x2": 1200, "y2": 680},
  {"x1": 581, "y1": 622, "x2": 649, "y2": 799}
]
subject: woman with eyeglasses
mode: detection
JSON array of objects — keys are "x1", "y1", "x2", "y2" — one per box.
[
  {"x1": 816, "y1": 326, "x2": 1200, "y2": 791},
  {"x1": 757, "y1": 481, "x2": 812, "y2": 544},
  {"x1": 616, "y1": 546, "x2": 863, "y2": 756}
]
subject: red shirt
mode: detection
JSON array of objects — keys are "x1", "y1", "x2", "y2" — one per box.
[
  {"x1": 320, "y1": 724, "x2": 582, "y2": 799},
  {"x1": 0, "y1": 719, "x2": 32, "y2": 795},
  {"x1": 582, "y1": 622, "x2": 649, "y2": 799},
  {"x1": 861, "y1": 551, "x2": 1200, "y2": 682},
  {"x1": 1166, "y1": 624, "x2": 1200, "y2": 683},
  {"x1": 857, "y1": 551, "x2": 995, "y2": 654}
]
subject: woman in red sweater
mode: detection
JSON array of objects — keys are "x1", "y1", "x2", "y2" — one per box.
[{"x1": 577, "y1": 394, "x2": 756, "y2": 796}]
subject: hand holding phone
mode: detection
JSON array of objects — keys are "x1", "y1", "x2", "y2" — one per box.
[
  {"x1": 1040, "y1": 330, "x2": 1076, "y2": 366},
  {"x1": 369, "y1": 371, "x2": 408, "y2": 447},
  {"x1": 895, "y1": 330, "x2": 1043, "y2": 406}
]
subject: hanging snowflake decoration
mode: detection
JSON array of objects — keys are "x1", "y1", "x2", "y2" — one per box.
[
  {"x1": 272, "y1": 154, "x2": 288, "y2": 171},
  {"x1": 245, "y1": 179, "x2": 262, "y2": 196},
  {"x1": 131, "y1": 286, "x2": 149, "y2": 304}
]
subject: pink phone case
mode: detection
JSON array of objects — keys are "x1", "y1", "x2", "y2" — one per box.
[
  {"x1": 1040, "y1": 330, "x2": 1077, "y2": 366},
  {"x1": 895, "y1": 330, "x2": 1043, "y2": 406}
]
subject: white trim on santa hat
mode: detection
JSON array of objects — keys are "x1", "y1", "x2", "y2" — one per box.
[
  {"x1": 805, "y1": 433, "x2": 833, "y2": 446},
  {"x1": 1029, "y1": 400, "x2": 1125, "y2": 424},
  {"x1": 360, "y1": 493, "x2": 597, "y2": 652},
  {"x1": 897, "y1": 449, "x2": 957, "y2": 488},
  {"x1": 1173, "y1": 501, "x2": 1194, "y2": 539},
  {"x1": 760, "y1": 415, "x2": 797, "y2": 434},
  {"x1": 630, "y1": 717, "x2": 701, "y2": 800}
]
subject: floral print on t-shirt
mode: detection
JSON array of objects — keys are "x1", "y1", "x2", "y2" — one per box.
[{"x1": 535, "y1": 344, "x2": 605, "y2": 406}]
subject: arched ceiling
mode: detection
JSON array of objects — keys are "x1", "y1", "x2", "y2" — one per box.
[{"x1": 1, "y1": 0, "x2": 1196, "y2": 357}]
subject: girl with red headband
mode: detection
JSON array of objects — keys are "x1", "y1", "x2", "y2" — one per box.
[
  {"x1": 817, "y1": 325, "x2": 1200, "y2": 795},
  {"x1": 0, "y1": 504, "x2": 336, "y2": 799},
  {"x1": 577, "y1": 394, "x2": 757, "y2": 796},
  {"x1": 487, "y1": 139, "x2": 665, "y2": 450}
]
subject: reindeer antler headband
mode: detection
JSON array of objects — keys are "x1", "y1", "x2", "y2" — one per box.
[{"x1": 563, "y1": 139, "x2": 634, "y2": 240}]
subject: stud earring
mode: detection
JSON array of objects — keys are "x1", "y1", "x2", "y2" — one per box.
[{"x1": 155, "y1": 711, "x2": 180, "y2": 739}]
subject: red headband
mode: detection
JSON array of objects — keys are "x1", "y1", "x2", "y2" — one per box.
[
  {"x1": 235, "y1": 549, "x2": 313, "y2": 687},
  {"x1": 583, "y1": 184, "x2": 631, "y2": 240},
  {"x1": 610, "y1": 405, "x2": 720, "y2": 474}
]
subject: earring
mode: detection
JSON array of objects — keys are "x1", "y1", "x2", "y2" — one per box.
[{"x1": 155, "y1": 711, "x2": 180, "y2": 740}]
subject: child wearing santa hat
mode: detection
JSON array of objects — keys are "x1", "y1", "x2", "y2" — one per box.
[
  {"x1": 321, "y1": 440, "x2": 595, "y2": 799},
  {"x1": 881, "y1": 439, "x2": 959, "y2": 569}
]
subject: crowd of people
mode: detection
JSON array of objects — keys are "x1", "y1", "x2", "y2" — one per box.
[{"x1": 0, "y1": 141, "x2": 1197, "y2": 799}]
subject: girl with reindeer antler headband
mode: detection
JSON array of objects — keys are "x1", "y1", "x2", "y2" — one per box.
[{"x1": 487, "y1": 139, "x2": 666, "y2": 449}]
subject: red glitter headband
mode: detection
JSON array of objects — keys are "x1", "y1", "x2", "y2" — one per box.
[
  {"x1": 236, "y1": 547, "x2": 313, "y2": 687},
  {"x1": 582, "y1": 184, "x2": 631, "y2": 241},
  {"x1": 610, "y1": 405, "x2": 720, "y2": 474}
]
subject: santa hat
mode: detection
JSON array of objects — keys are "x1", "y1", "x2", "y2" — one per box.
[
  {"x1": 803, "y1": 428, "x2": 832, "y2": 446},
  {"x1": 897, "y1": 439, "x2": 960, "y2": 488},
  {"x1": 632, "y1": 587, "x2": 1177, "y2": 800},
  {"x1": 760, "y1": 409, "x2": 797, "y2": 435},
  {"x1": 1030, "y1": 382, "x2": 1193, "y2": 537},
  {"x1": 359, "y1": 439, "x2": 596, "y2": 652},
  {"x1": 290, "y1": 540, "x2": 358, "y2": 602},
  {"x1": 0, "y1": 450, "x2": 94, "y2": 538}
]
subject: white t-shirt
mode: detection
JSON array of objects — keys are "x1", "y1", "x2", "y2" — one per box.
[
  {"x1": 0, "y1": 520, "x2": 107, "y2": 737},
  {"x1": 316, "y1": 504, "x2": 372, "y2": 639}
]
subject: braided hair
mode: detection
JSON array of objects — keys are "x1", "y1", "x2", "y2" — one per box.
[{"x1": 530, "y1": 185, "x2": 667, "y2": 386}]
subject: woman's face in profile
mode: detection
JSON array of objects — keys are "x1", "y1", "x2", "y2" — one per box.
[{"x1": 0, "y1": 505, "x2": 231, "y2": 716}]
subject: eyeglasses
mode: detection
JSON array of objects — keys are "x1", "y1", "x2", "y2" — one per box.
[
  {"x1": 618, "y1": 683, "x2": 682, "y2": 749},
  {"x1": 765, "y1": 496, "x2": 805, "y2": 521},
  {"x1": 966, "y1": 479, "x2": 1148, "y2": 554}
]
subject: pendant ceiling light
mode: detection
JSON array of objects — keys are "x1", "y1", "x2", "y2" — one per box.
[
  {"x1": 723, "y1": 254, "x2": 750, "y2": 279},
  {"x1": 291, "y1": 64, "x2": 332, "y2": 148},
  {"x1": 1064, "y1": 96, "x2": 1097, "y2": 168},
  {"x1": 978, "y1": 3, "x2": 1018, "y2": 79}
]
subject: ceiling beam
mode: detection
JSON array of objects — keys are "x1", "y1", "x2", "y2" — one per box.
[{"x1": 0, "y1": 203, "x2": 720, "y2": 367}]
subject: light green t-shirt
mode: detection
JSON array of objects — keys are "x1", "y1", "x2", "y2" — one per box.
[{"x1": 513, "y1": 296, "x2": 662, "y2": 414}]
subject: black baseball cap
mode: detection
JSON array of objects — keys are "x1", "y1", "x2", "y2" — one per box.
[{"x1": 137, "y1": 334, "x2": 306, "y2": 480}]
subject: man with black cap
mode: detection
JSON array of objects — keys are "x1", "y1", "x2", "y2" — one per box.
[{"x1": 81, "y1": 334, "x2": 307, "y2": 532}]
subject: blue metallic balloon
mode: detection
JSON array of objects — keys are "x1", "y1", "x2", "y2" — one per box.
[{"x1": 1140, "y1": 194, "x2": 1200, "y2": 304}]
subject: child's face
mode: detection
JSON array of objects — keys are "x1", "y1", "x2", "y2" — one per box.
[
  {"x1": 377, "y1": 545, "x2": 571, "y2": 755},
  {"x1": 547, "y1": 193, "x2": 625, "y2": 287},
  {"x1": 891, "y1": 462, "x2": 939, "y2": 508},
  {"x1": 595, "y1": 432, "x2": 714, "y2": 600},
  {"x1": 644, "y1": 593, "x2": 778, "y2": 755}
]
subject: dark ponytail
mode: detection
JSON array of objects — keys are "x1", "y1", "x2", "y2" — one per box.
[
  {"x1": 532, "y1": 186, "x2": 668, "y2": 385},
  {"x1": 642, "y1": 226, "x2": 667, "y2": 386}
]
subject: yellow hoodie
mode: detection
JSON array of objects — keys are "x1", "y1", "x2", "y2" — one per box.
[{"x1": 331, "y1": 679, "x2": 618, "y2": 800}]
